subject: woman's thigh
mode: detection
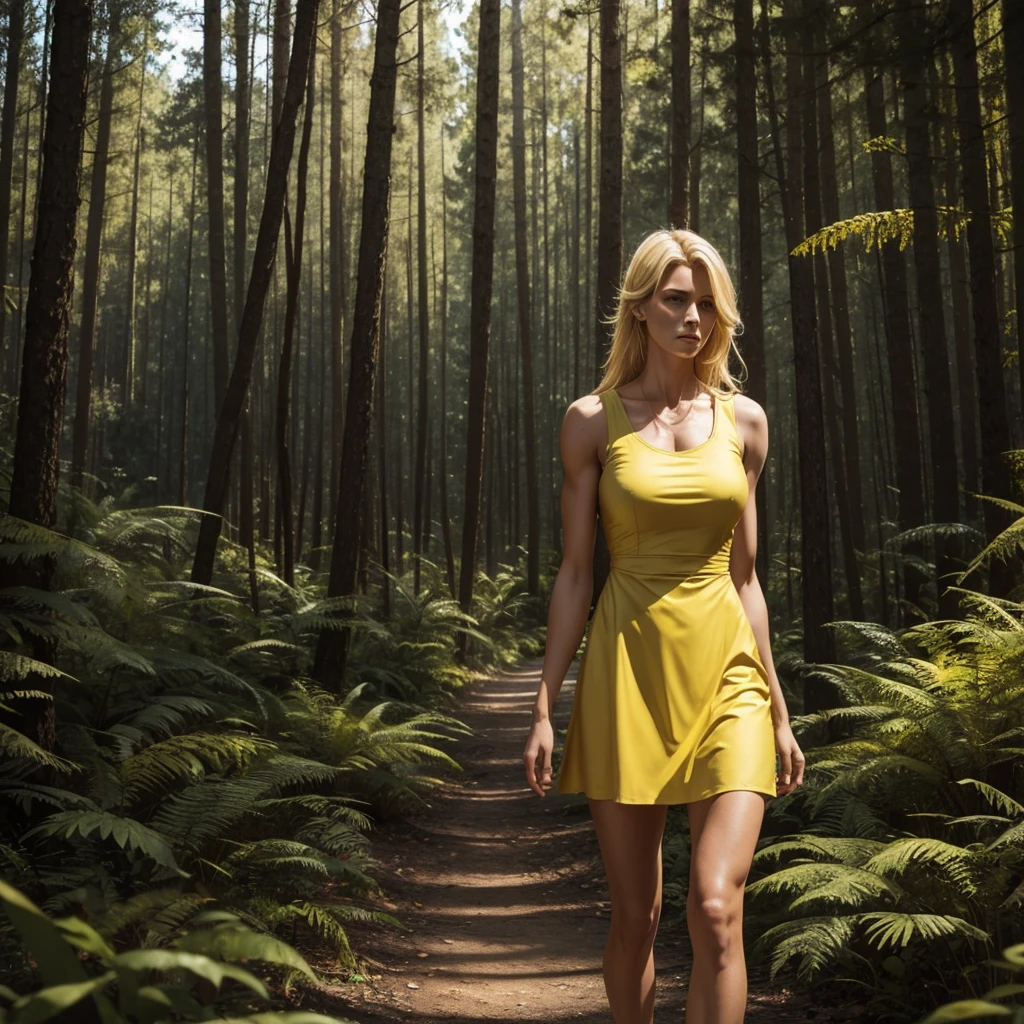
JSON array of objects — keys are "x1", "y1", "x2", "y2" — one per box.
[
  {"x1": 686, "y1": 791, "x2": 766, "y2": 902},
  {"x1": 589, "y1": 799, "x2": 669, "y2": 919}
]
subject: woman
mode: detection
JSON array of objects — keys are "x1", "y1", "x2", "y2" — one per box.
[{"x1": 522, "y1": 228, "x2": 804, "y2": 1024}]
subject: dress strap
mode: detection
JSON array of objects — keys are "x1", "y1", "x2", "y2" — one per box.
[{"x1": 599, "y1": 389, "x2": 634, "y2": 447}]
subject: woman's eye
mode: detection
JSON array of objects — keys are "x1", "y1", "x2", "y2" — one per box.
[{"x1": 700, "y1": 300, "x2": 716, "y2": 311}]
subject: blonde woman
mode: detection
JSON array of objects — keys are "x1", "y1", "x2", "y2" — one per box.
[{"x1": 523, "y1": 228, "x2": 804, "y2": 1024}]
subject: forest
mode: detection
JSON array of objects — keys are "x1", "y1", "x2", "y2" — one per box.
[{"x1": 0, "y1": 0, "x2": 1022, "y2": 1018}]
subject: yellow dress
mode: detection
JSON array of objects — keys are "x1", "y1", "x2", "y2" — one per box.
[{"x1": 556, "y1": 387, "x2": 778, "y2": 805}]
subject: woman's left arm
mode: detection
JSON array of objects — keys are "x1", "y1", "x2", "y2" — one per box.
[{"x1": 728, "y1": 394, "x2": 805, "y2": 796}]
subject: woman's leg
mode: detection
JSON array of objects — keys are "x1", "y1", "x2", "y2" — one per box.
[
  {"x1": 588, "y1": 798, "x2": 669, "y2": 1024},
  {"x1": 684, "y1": 791, "x2": 765, "y2": 1024}
]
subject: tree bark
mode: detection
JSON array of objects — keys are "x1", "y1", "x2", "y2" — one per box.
[
  {"x1": 897, "y1": 0, "x2": 961, "y2": 617},
  {"x1": 412, "y1": 0, "x2": 431, "y2": 594},
  {"x1": 123, "y1": 43, "x2": 145, "y2": 406},
  {"x1": 733, "y1": 0, "x2": 767, "y2": 584},
  {"x1": 0, "y1": 0, "x2": 26, "y2": 386},
  {"x1": 669, "y1": 0, "x2": 690, "y2": 228},
  {"x1": 70, "y1": 4, "x2": 119, "y2": 492},
  {"x1": 801, "y1": 16, "x2": 862, "y2": 622},
  {"x1": 456, "y1": 0, "x2": 501, "y2": 654},
  {"x1": 763, "y1": 0, "x2": 835, "y2": 694},
  {"x1": 311, "y1": 0, "x2": 401, "y2": 683},
  {"x1": 190, "y1": 0, "x2": 322, "y2": 586},
  {"x1": 949, "y1": 0, "x2": 1014, "y2": 595},
  {"x1": 511, "y1": 0, "x2": 540, "y2": 596},
  {"x1": 1005, "y1": 0, "x2": 1024, "y2": 406},
  {"x1": 592, "y1": 0, "x2": 623, "y2": 606},
  {"x1": 276, "y1": 49, "x2": 315, "y2": 587},
  {"x1": 204, "y1": 0, "x2": 230, "y2": 407},
  {"x1": 10, "y1": 0, "x2": 92, "y2": 533},
  {"x1": 863, "y1": 68, "x2": 927, "y2": 617}
]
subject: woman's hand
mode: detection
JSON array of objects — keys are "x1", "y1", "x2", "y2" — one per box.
[
  {"x1": 774, "y1": 720, "x2": 805, "y2": 796},
  {"x1": 523, "y1": 717, "x2": 555, "y2": 797}
]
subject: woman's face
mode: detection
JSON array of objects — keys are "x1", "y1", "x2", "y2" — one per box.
[{"x1": 633, "y1": 262, "x2": 718, "y2": 361}]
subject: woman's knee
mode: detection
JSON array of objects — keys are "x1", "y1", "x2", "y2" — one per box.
[
  {"x1": 610, "y1": 896, "x2": 662, "y2": 947},
  {"x1": 686, "y1": 887, "x2": 740, "y2": 959}
]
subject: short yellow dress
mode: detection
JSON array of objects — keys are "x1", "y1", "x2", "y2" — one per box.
[{"x1": 556, "y1": 387, "x2": 778, "y2": 805}]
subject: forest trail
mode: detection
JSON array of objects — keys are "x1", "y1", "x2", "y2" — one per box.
[{"x1": 307, "y1": 659, "x2": 861, "y2": 1024}]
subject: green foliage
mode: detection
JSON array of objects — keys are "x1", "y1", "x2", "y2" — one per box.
[
  {"x1": 919, "y1": 942, "x2": 1024, "y2": 1022},
  {"x1": 0, "y1": 878, "x2": 351, "y2": 1023},
  {"x1": 718, "y1": 463, "x2": 1024, "y2": 1020},
  {"x1": 0, "y1": 503, "x2": 516, "y2": 996},
  {"x1": 791, "y1": 206, "x2": 1014, "y2": 257}
]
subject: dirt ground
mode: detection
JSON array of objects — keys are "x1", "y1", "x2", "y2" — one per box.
[{"x1": 300, "y1": 659, "x2": 868, "y2": 1023}]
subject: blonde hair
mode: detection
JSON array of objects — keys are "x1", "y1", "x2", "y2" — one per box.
[{"x1": 593, "y1": 228, "x2": 747, "y2": 397}]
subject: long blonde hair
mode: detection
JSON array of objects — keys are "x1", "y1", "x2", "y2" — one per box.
[{"x1": 593, "y1": 228, "x2": 747, "y2": 397}]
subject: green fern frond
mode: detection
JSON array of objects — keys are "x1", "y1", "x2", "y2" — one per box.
[
  {"x1": 0, "y1": 651, "x2": 76, "y2": 683},
  {"x1": 861, "y1": 135, "x2": 904, "y2": 154},
  {"x1": 791, "y1": 206, "x2": 1013, "y2": 258},
  {"x1": 864, "y1": 837, "x2": 985, "y2": 893},
  {"x1": 957, "y1": 779, "x2": 1024, "y2": 817},
  {"x1": 125, "y1": 695, "x2": 216, "y2": 738},
  {"x1": 121, "y1": 733, "x2": 266, "y2": 800},
  {"x1": 755, "y1": 915, "x2": 856, "y2": 979},
  {"x1": 0, "y1": 723, "x2": 78, "y2": 773},
  {"x1": 746, "y1": 862, "x2": 901, "y2": 907},
  {"x1": 754, "y1": 836, "x2": 886, "y2": 866},
  {"x1": 858, "y1": 910, "x2": 989, "y2": 951},
  {"x1": 23, "y1": 810, "x2": 180, "y2": 871}
]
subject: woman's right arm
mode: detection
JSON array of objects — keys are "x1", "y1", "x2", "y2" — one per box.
[{"x1": 523, "y1": 396, "x2": 602, "y2": 796}]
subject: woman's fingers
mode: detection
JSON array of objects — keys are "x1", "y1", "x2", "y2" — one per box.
[
  {"x1": 523, "y1": 738, "x2": 554, "y2": 797},
  {"x1": 776, "y1": 742, "x2": 805, "y2": 795},
  {"x1": 791, "y1": 748, "x2": 806, "y2": 788}
]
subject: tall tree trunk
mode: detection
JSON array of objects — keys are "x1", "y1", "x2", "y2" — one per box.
[
  {"x1": 124, "y1": 45, "x2": 145, "y2": 406},
  {"x1": 439, "y1": 124, "x2": 456, "y2": 599},
  {"x1": 815, "y1": 26, "x2": 865, "y2": 574},
  {"x1": 276, "y1": 49, "x2": 315, "y2": 587},
  {"x1": 328, "y1": 0, "x2": 346, "y2": 543},
  {"x1": 376, "y1": 271, "x2": 391, "y2": 619},
  {"x1": 864, "y1": 67, "x2": 927, "y2": 617},
  {"x1": 233, "y1": 0, "x2": 250, "y2": 327},
  {"x1": 802, "y1": 16, "x2": 862, "y2": 622},
  {"x1": 10, "y1": 0, "x2": 92, "y2": 533},
  {"x1": 412, "y1": 0, "x2": 430, "y2": 594},
  {"x1": 898, "y1": 0, "x2": 960, "y2": 616},
  {"x1": 205, "y1": 0, "x2": 230, "y2": 407},
  {"x1": 949, "y1": 0, "x2": 1014, "y2": 595},
  {"x1": 180, "y1": 142, "x2": 199, "y2": 506},
  {"x1": 734, "y1": 0, "x2": 766, "y2": 584},
  {"x1": 456, "y1": 0, "x2": 501, "y2": 654},
  {"x1": 311, "y1": 0, "x2": 401, "y2": 683},
  {"x1": 7, "y1": 0, "x2": 92, "y2": 756},
  {"x1": 669, "y1": 0, "x2": 689, "y2": 228},
  {"x1": 764, "y1": 0, "x2": 835, "y2": 694},
  {"x1": 0, "y1": 0, "x2": 26, "y2": 388},
  {"x1": 190, "y1": 0, "x2": 322, "y2": 586},
  {"x1": 511, "y1": 0, "x2": 540, "y2": 596},
  {"x1": 233, "y1": 0, "x2": 258, "y2": 608},
  {"x1": 592, "y1": 0, "x2": 623, "y2": 604},
  {"x1": 70, "y1": 4, "x2": 119, "y2": 492},
  {"x1": 1006, "y1": 1, "x2": 1024, "y2": 405}
]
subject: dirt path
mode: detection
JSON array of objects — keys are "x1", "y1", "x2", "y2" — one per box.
[{"x1": 304, "y1": 659, "x2": 864, "y2": 1023}]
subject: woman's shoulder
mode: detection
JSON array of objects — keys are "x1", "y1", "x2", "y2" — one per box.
[
  {"x1": 561, "y1": 393, "x2": 608, "y2": 463},
  {"x1": 730, "y1": 392, "x2": 768, "y2": 462},
  {"x1": 731, "y1": 392, "x2": 767, "y2": 427}
]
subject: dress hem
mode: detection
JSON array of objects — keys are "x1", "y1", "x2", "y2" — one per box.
[{"x1": 555, "y1": 783, "x2": 776, "y2": 805}]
